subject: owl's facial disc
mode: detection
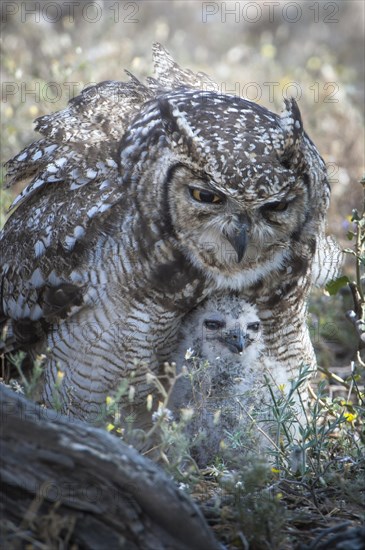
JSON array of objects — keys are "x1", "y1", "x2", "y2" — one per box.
[
  {"x1": 203, "y1": 318, "x2": 251, "y2": 354},
  {"x1": 169, "y1": 165, "x2": 305, "y2": 288}
]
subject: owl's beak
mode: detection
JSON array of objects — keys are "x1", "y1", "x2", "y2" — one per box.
[
  {"x1": 220, "y1": 327, "x2": 247, "y2": 354},
  {"x1": 223, "y1": 216, "x2": 249, "y2": 263}
]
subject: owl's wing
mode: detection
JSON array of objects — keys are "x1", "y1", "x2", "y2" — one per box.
[
  {"x1": 5, "y1": 78, "x2": 153, "y2": 209},
  {"x1": 311, "y1": 235, "x2": 343, "y2": 287},
  {"x1": 1, "y1": 82, "x2": 131, "y2": 329},
  {"x1": 148, "y1": 43, "x2": 217, "y2": 91},
  {"x1": 0, "y1": 45, "x2": 215, "y2": 339},
  {"x1": 5, "y1": 44, "x2": 214, "y2": 213},
  {"x1": 2, "y1": 78, "x2": 149, "y2": 334}
]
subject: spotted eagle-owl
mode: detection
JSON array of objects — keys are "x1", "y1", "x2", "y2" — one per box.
[
  {"x1": 169, "y1": 295, "x2": 292, "y2": 465},
  {"x1": 0, "y1": 44, "x2": 337, "y2": 423}
]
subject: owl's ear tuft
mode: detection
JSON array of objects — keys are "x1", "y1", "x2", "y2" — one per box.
[
  {"x1": 158, "y1": 97, "x2": 182, "y2": 137},
  {"x1": 279, "y1": 98, "x2": 304, "y2": 168},
  {"x1": 158, "y1": 97, "x2": 196, "y2": 153}
]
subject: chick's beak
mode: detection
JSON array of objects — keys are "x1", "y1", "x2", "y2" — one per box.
[{"x1": 220, "y1": 327, "x2": 247, "y2": 354}]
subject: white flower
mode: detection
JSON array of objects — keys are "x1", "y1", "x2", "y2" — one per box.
[
  {"x1": 185, "y1": 348, "x2": 195, "y2": 360},
  {"x1": 10, "y1": 380, "x2": 24, "y2": 394},
  {"x1": 152, "y1": 407, "x2": 174, "y2": 424}
]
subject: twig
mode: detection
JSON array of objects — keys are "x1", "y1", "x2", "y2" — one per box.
[
  {"x1": 236, "y1": 399, "x2": 282, "y2": 454},
  {"x1": 316, "y1": 366, "x2": 351, "y2": 389}
]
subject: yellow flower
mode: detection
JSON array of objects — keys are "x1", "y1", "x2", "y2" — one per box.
[
  {"x1": 56, "y1": 370, "x2": 64, "y2": 381},
  {"x1": 106, "y1": 396, "x2": 114, "y2": 406},
  {"x1": 271, "y1": 467, "x2": 280, "y2": 474},
  {"x1": 344, "y1": 412, "x2": 356, "y2": 423},
  {"x1": 106, "y1": 423, "x2": 115, "y2": 432}
]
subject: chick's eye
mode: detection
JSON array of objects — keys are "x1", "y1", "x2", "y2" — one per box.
[
  {"x1": 204, "y1": 320, "x2": 225, "y2": 330},
  {"x1": 247, "y1": 322, "x2": 260, "y2": 332},
  {"x1": 190, "y1": 188, "x2": 223, "y2": 204}
]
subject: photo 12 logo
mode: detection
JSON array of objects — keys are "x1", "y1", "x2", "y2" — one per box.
[
  {"x1": 1, "y1": 1, "x2": 140, "y2": 24},
  {"x1": 201, "y1": 2, "x2": 340, "y2": 24}
]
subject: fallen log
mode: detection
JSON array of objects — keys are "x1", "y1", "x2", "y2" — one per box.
[{"x1": 0, "y1": 385, "x2": 222, "y2": 549}]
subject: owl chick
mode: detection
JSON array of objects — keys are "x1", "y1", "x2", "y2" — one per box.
[
  {"x1": 0, "y1": 44, "x2": 333, "y2": 424},
  {"x1": 169, "y1": 295, "x2": 291, "y2": 466},
  {"x1": 171, "y1": 295, "x2": 264, "y2": 405}
]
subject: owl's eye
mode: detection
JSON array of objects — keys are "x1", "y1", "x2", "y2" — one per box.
[
  {"x1": 247, "y1": 322, "x2": 260, "y2": 332},
  {"x1": 262, "y1": 200, "x2": 289, "y2": 213},
  {"x1": 190, "y1": 188, "x2": 223, "y2": 204},
  {"x1": 204, "y1": 319, "x2": 226, "y2": 330}
]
